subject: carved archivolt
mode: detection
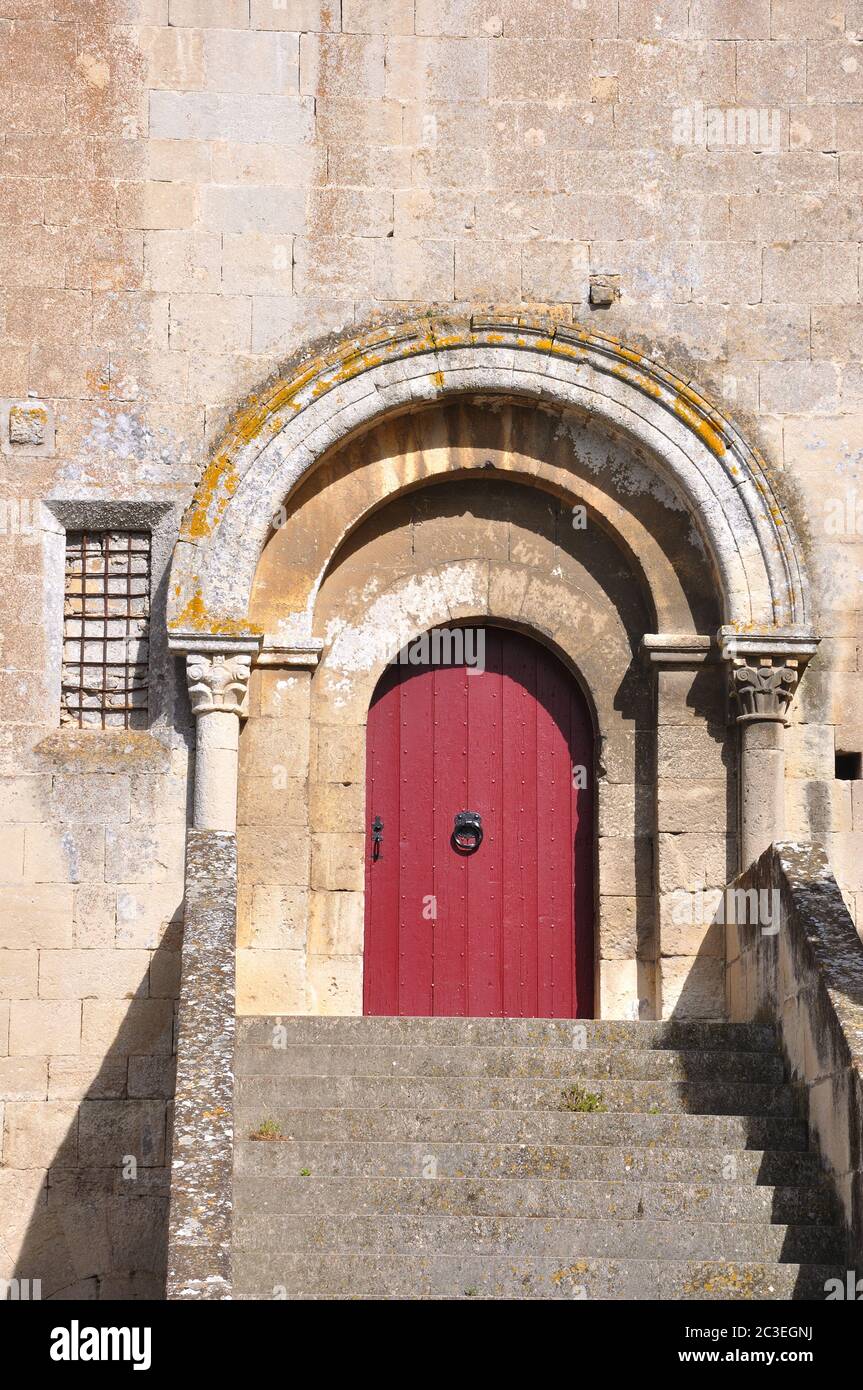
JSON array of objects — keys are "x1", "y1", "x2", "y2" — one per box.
[{"x1": 167, "y1": 315, "x2": 815, "y2": 655}]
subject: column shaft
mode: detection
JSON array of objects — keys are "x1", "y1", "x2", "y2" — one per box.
[
  {"x1": 739, "y1": 718, "x2": 785, "y2": 868},
  {"x1": 185, "y1": 651, "x2": 251, "y2": 833},
  {"x1": 194, "y1": 709, "x2": 241, "y2": 832}
]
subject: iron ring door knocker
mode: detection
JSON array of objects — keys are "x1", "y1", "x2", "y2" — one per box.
[{"x1": 452, "y1": 811, "x2": 483, "y2": 854}]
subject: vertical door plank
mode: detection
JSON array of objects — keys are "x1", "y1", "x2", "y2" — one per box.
[
  {"x1": 363, "y1": 666, "x2": 401, "y2": 1014},
  {"x1": 397, "y1": 666, "x2": 436, "y2": 1015},
  {"x1": 465, "y1": 627, "x2": 503, "y2": 1015},
  {"x1": 535, "y1": 650, "x2": 575, "y2": 1018},
  {"x1": 571, "y1": 682, "x2": 595, "y2": 1017},
  {"x1": 501, "y1": 634, "x2": 539, "y2": 1017},
  {"x1": 432, "y1": 657, "x2": 469, "y2": 1015}
]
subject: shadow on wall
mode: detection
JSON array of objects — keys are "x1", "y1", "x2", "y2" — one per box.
[
  {"x1": 660, "y1": 694, "x2": 737, "y2": 1024},
  {"x1": 668, "y1": 866, "x2": 846, "y2": 1300},
  {"x1": 9, "y1": 939, "x2": 181, "y2": 1301}
]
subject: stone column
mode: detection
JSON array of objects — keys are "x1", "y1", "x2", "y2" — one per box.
[
  {"x1": 729, "y1": 658, "x2": 799, "y2": 868},
  {"x1": 166, "y1": 830, "x2": 237, "y2": 1300},
  {"x1": 186, "y1": 652, "x2": 252, "y2": 833},
  {"x1": 165, "y1": 635, "x2": 258, "y2": 1299}
]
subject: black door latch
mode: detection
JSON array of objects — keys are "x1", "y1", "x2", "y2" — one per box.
[
  {"x1": 452, "y1": 810, "x2": 483, "y2": 854},
  {"x1": 371, "y1": 816, "x2": 383, "y2": 860}
]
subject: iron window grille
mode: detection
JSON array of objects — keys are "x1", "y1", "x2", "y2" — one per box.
[{"x1": 61, "y1": 530, "x2": 151, "y2": 729}]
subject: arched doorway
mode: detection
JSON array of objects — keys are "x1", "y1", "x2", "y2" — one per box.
[
  {"x1": 363, "y1": 626, "x2": 595, "y2": 1018},
  {"x1": 164, "y1": 315, "x2": 821, "y2": 1297},
  {"x1": 167, "y1": 316, "x2": 819, "y2": 1024}
]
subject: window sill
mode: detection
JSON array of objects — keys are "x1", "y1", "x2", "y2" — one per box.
[{"x1": 34, "y1": 728, "x2": 172, "y2": 773}]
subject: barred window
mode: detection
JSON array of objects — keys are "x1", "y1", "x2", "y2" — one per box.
[{"x1": 62, "y1": 531, "x2": 151, "y2": 729}]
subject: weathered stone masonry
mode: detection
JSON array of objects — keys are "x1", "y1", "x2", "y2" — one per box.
[{"x1": 1, "y1": 0, "x2": 863, "y2": 1299}]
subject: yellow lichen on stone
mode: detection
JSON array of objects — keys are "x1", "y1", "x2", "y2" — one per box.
[
  {"x1": 183, "y1": 453, "x2": 239, "y2": 541},
  {"x1": 683, "y1": 1265, "x2": 758, "y2": 1298},
  {"x1": 607, "y1": 359, "x2": 664, "y2": 401},
  {"x1": 673, "y1": 395, "x2": 727, "y2": 457},
  {"x1": 170, "y1": 589, "x2": 263, "y2": 637}
]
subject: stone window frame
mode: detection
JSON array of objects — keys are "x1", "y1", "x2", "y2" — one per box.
[{"x1": 42, "y1": 499, "x2": 183, "y2": 743}]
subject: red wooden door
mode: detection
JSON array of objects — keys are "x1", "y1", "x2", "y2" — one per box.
[{"x1": 363, "y1": 628, "x2": 594, "y2": 1018}]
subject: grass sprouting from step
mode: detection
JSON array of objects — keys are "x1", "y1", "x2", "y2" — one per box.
[
  {"x1": 250, "y1": 1117, "x2": 285, "y2": 1141},
  {"x1": 558, "y1": 1085, "x2": 606, "y2": 1113}
]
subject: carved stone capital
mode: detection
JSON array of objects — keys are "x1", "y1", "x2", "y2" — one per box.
[
  {"x1": 186, "y1": 652, "x2": 251, "y2": 718},
  {"x1": 730, "y1": 658, "x2": 799, "y2": 725}
]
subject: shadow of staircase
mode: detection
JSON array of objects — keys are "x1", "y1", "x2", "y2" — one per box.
[{"x1": 231, "y1": 1016, "x2": 844, "y2": 1300}]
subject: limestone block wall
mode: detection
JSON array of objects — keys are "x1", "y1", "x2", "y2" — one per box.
[
  {"x1": 1, "y1": 0, "x2": 863, "y2": 1298},
  {"x1": 237, "y1": 667, "x2": 312, "y2": 1012},
  {"x1": 0, "y1": 731, "x2": 188, "y2": 1298},
  {"x1": 726, "y1": 842, "x2": 863, "y2": 1263},
  {"x1": 655, "y1": 663, "x2": 737, "y2": 1019}
]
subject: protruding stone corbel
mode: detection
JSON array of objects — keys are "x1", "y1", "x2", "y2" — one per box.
[
  {"x1": 640, "y1": 633, "x2": 713, "y2": 667},
  {"x1": 186, "y1": 652, "x2": 251, "y2": 717}
]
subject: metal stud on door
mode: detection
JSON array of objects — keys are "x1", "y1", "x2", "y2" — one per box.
[{"x1": 363, "y1": 628, "x2": 595, "y2": 1018}]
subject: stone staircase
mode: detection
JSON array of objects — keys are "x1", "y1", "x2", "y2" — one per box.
[{"x1": 233, "y1": 1017, "x2": 846, "y2": 1300}]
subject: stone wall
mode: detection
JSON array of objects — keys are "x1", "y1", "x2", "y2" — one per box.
[
  {"x1": 1, "y1": 0, "x2": 863, "y2": 1296},
  {"x1": 726, "y1": 841, "x2": 863, "y2": 1264},
  {"x1": 0, "y1": 730, "x2": 186, "y2": 1298},
  {"x1": 166, "y1": 829, "x2": 235, "y2": 1300}
]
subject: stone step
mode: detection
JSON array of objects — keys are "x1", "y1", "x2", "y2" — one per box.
[
  {"x1": 236, "y1": 1074, "x2": 799, "y2": 1117},
  {"x1": 235, "y1": 1107, "x2": 809, "y2": 1148},
  {"x1": 231, "y1": 1014, "x2": 840, "y2": 1299},
  {"x1": 235, "y1": 1139, "x2": 823, "y2": 1184},
  {"x1": 233, "y1": 1253, "x2": 842, "y2": 1300},
  {"x1": 237, "y1": 1016, "x2": 777, "y2": 1052},
  {"x1": 232, "y1": 1174, "x2": 837, "y2": 1224},
  {"x1": 234, "y1": 1213, "x2": 843, "y2": 1262},
  {"x1": 236, "y1": 1043, "x2": 785, "y2": 1083}
]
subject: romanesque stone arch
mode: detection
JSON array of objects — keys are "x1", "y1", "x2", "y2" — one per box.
[
  {"x1": 164, "y1": 313, "x2": 823, "y2": 1015},
  {"x1": 167, "y1": 314, "x2": 814, "y2": 648}
]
